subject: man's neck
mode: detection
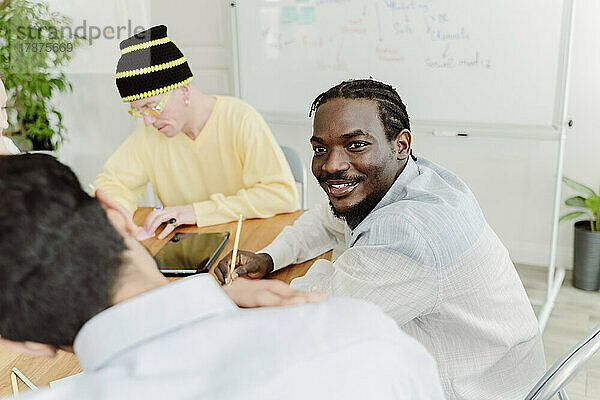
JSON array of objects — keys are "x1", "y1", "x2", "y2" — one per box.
[
  {"x1": 182, "y1": 90, "x2": 217, "y2": 140},
  {"x1": 111, "y1": 276, "x2": 168, "y2": 305},
  {"x1": 344, "y1": 188, "x2": 389, "y2": 230},
  {"x1": 110, "y1": 245, "x2": 170, "y2": 306}
]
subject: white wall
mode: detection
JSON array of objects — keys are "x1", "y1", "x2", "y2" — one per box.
[{"x1": 50, "y1": 1, "x2": 598, "y2": 269}]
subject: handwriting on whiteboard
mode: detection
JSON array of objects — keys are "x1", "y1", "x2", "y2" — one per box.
[{"x1": 261, "y1": 0, "x2": 492, "y2": 70}]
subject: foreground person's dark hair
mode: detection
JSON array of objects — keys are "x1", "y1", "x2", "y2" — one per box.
[{"x1": 0, "y1": 154, "x2": 125, "y2": 345}]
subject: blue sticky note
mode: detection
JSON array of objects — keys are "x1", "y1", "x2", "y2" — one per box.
[
  {"x1": 280, "y1": 6, "x2": 298, "y2": 24},
  {"x1": 299, "y1": 6, "x2": 316, "y2": 24}
]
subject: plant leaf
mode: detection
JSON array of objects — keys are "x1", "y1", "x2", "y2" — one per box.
[
  {"x1": 50, "y1": 78, "x2": 65, "y2": 91},
  {"x1": 560, "y1": 211, "x2": 588, "y2": 222},
  {"x1": 0, "y1": 0, "x2": 81, "y2": 150},
  {"x1": 565, "y1": 196, "x2": 587, "y2": 208},
  {"x1": 563, "y1": 177, "x2": 596, "y2": 197},
  {"x1": 585, "y1": 195, "x2": 600, "y2": 214}
]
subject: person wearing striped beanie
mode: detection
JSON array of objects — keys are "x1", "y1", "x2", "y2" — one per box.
[{"x1": 95, "y1": 25, "x2": 298, "y2": 237}]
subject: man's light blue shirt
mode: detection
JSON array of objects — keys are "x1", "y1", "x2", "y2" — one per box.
[{"x1": 263, "y1": 157, "x2": 546, "y2": 400}]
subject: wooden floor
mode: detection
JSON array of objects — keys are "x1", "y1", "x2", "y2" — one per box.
[{"x1": 517, "y1": 264, "x2": 600, "y2": 400}]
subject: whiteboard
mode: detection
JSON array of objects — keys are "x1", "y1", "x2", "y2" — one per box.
[{"x1": 233, "y1": 0, "x2": 572, "y2": 138}]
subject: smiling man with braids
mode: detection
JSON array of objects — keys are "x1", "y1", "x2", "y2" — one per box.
[{"x1": 215, "y1": 79, "x2": 546, "y2": 400}]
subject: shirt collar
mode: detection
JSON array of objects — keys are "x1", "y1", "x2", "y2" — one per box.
[
  {"x1": 74, "y1": 275, "x2": 236, "y2": 371},
  {"x1": 372, "y1": 156, "x2": 420, "y2": 213}
]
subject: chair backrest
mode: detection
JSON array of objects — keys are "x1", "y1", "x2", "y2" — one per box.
[
  {"x1": 524, "y1": 322, "x2": 600, "y2": 400},
  {"x1": 280, "y1": 145, "x2": 308, "y2": 209}
]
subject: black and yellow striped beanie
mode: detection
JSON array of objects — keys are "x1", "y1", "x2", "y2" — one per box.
[{"x1": 115, "y1": 25, "x2": 193, "y2": 102}]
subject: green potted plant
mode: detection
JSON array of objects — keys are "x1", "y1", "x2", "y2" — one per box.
[
  {"x1": 0, "y1": 0, "x2": 80, "y2": 150},
  {"x1": 560, "y1": 177, "x2": 600, "y2": 290}
]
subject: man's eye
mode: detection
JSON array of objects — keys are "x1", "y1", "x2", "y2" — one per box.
[
  {"x1": 313, "y1": 146, "x2": 326, "y2": 154},
  {"x1": 348, "y1": 142, "x2": 367, "y2": 150}
]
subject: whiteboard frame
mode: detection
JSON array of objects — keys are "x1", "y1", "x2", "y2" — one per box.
[
  {"x1": 537, "y1": 0, "x2": 575, "y2": 333},
  {"x1": 231, "y1": 1, "x2": 241, "y2": 99}
]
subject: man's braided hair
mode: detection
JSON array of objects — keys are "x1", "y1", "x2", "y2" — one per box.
[{"x1": 309, "y1": 79, "x2": 411, "y2": 142}]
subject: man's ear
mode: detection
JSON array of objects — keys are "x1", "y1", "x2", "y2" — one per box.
[
  {"x1": 179, "y1": 83, "x2": 192, "y2": 98},
  {"x1": 395, "y1": 129, "x2": 412, "y2": 161},
  {"x1": 95, "y1": 189, "x2": 137, "y2": 237},
  {"x1": 0, "y1": 337, "x2": 58, "y2": 358}
]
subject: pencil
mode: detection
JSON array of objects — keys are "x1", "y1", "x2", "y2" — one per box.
[
  {"x1": 11, "y1": 372, "x2": 18, "y2": 395},
  {"x1": 229, "y1": 214, "x2": 243, "y2": 283},
  {"x1": 12, "y1": 367, "x2": 38, "y2": 390}
]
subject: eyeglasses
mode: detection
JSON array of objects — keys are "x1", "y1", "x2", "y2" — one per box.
[{"x1": 128, "y1": 90, "x2": 172, "y2": 118}]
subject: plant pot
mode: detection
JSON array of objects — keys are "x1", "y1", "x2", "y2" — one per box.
[{"x1": 572, "y1": 220, "x2": 600, "y2": 291}]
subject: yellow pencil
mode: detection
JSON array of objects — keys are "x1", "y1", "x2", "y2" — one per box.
[
  {"x1": 11, "y1": 372, "x2": 18, "y2": 395},
  {"x1": 229, "y1": 214, "x2": 243, "y2": 283}
]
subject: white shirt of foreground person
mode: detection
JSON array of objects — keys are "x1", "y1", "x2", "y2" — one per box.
[
  {"x1": 261, "y1": 157, "x2": 545, "y2": 400},
  {"x1": 1, "y1": 136, "x2": 19, "y2": 155},
  {"x1": 10, "y1": 275, "x2": 444, "y2": 400}
]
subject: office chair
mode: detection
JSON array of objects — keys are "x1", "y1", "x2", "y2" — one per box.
[
  {"x1": 281, "y1": 145, "x2": 308, "y2": 209},
  {"x1": 524, "y1": 322, "x2": 600, "y2": 400}
]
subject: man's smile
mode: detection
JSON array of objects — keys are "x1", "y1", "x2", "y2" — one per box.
[{"x1": 325, "y1": 179, "x2": 360, "y2": 198}]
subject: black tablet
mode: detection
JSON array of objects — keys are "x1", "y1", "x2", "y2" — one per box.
[{"x1": 155, "y1": 232, "x2": 229, "y2": 277}]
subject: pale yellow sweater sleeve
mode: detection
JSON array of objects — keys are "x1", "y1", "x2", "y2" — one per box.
[
  {"x1": 93, "y1": 125, "x2": 149, "y2": 214},
  {"x1": 192, "y1": 112, "x2": 299, "y2": 227}
]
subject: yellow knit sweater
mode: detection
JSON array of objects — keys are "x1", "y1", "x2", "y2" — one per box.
[{"x1": 94, "y1": 96, "x2": 298, "y2": 227}]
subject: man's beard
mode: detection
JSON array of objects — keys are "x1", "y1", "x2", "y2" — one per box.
[{"x1": 329, "y1": 188, "x2": 388, "y2": 229}]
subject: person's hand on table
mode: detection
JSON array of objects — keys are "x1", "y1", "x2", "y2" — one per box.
[
  {"x1": 214, "y1": 250, "x2": 274, "y2": 285},
  {"x1": 143, "y1": 204, "x2": 197, "y2": 239},
  {"x1": 221, "y1": 277, "x2": 326, "y2": 308}
]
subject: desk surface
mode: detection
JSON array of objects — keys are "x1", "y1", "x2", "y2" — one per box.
[{"x1": 0, "y1": 210, "x2": 330, "y2": 396}]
